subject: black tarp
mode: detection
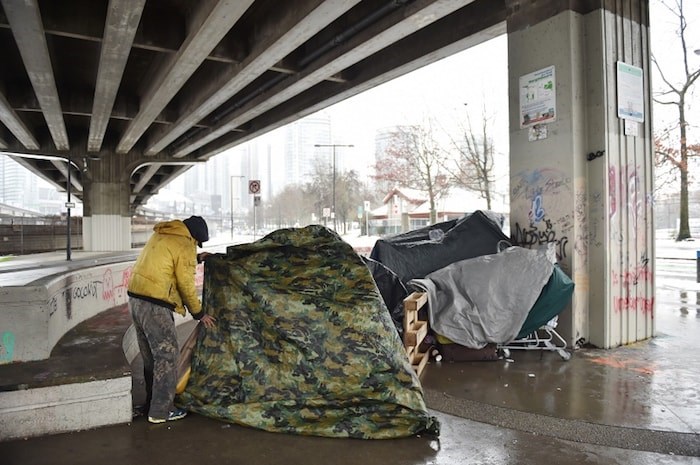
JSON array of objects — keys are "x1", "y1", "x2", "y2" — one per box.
[{"x1": 369, "y1": 210, "x2": 510, "y2": 286}]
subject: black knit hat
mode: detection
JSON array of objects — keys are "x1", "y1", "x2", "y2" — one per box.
[{"x1": 183, "y1": 216, "x2": 209, "y2": 247}]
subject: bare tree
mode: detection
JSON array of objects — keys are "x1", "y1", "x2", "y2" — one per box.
[
  {"x1": 304, "y1": 159, "x2": 368, "y2": 233},
  {"x1": 652, "y1": 0, "x2": 700, "y2": 240},
  {"x1": 447, "y1": 107, "x2": 496, "y2": 209},
  {"x1": 372, "y1": 123, "x2": 450, "y2": 224},
  {"x1": 267, "y1": 184, "x2": 312, "y2": 228}
]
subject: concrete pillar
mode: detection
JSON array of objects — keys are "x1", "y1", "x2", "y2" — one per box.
[
  {"x1": 81, "y1": 156, "x2": 132, "y2": 251},
  {"x1": 507, "y1": 1, "x2": 654, "y2": 348}
]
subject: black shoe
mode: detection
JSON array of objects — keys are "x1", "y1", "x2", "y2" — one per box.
[
  {"x1": 148, "y1": 408, "x2": 188, "y2": 424},
  {"x1": 132, "y1": 405, "x2": 148, "y2": 418}
]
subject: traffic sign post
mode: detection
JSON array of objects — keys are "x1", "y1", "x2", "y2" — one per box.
[{"x1": 249, "y1": 181, "x2": 261, "y2": 238}]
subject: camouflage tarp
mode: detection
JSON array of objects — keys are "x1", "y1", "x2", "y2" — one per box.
[{"x1": 177, "y1": 225, "x2": 439, "y2": 439}]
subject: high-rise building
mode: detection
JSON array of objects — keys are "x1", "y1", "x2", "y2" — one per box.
[
  {"x1": 283, "y1": 112, "x2": 332, "y2": 186},
  {"x1": 0, "y1": 157, "x2": 39, "y2": 210}
]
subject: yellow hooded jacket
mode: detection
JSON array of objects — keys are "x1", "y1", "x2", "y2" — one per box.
[{"x1": 127, "y1": 220, "x2": 203, "y2": 318}]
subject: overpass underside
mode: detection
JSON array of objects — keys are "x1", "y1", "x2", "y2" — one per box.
[
  {"x1": 0, "y1": 0, "x2": 507, "y2": 215},
  {"x1": 0, "y1": 0, "x2": 654, "y2": 349}
]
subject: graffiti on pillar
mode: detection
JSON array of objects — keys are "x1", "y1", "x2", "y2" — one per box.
[
  {"x1": 512, "y1": 168, "x2": 571, "y2": 201},
  {"x1": 612, "y1": 252, "x2": 654, "y2": 314},
  {"x1": 588, "y1": 190, "x2": 604, "y2": 248},
  {"x1": 513, "y1": 217, "x2": 569, "y2": 262},
  {"x1": 0, "y1": 331, "x2": 15, "y2": 362},
  {"x1": 622, "y1": 165, "x2": 642, "y2": 238},
  {"x1": 611, "y1": 164, "x2": 646, "y2": 239},
  {"x1": 574, "y1": 182, "x2": 589, "y2": 260},
  {"x1": 511, "y1": 168, "x2": 573, "y2": 268},
  {"x1": 528, "y1": 190, "x2": 545, "y2": 224},
  {"x1": 609, "y1": 166, "x2": 617, "y2": 218}
]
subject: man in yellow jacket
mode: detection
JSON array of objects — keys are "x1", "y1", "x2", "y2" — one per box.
[{"x1": 127, "y1": 215, "x2": 216, "y2": 424}]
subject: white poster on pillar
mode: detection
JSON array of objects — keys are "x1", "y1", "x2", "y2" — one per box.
[
  {"x1": 519, "y1": 65, "x2": 556, "y2": 128},
  {"x1": 616, "y1": 61, "x2": 644, "y2": 123}
]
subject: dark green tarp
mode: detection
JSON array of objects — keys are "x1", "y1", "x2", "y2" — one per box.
[
  {"x1": 177, "y1": 225, "x2": 439, "y2": 439},
  {"x1": 516, "y1": 265, "x2": 574, "y2": 339}
]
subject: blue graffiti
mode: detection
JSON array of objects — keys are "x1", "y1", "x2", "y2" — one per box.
[
  {"x1": 529, "y1": 192, "x2": 545, "y2": 224},
  {"x1": 1, "y1": 331, "x2": 15, "y2": 362}
]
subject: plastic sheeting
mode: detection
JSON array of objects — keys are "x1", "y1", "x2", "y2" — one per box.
[
  {"x1": 409, "y1": 247, "x2": 554, "y2": 349},
  {"x1": 177, "y1": 225, "x2": 439, "y2": 439},
  {"x1": 361, "y1": 256, "x2": 408, "y2": 337},
  {"x1": 369, "y1": 211, "x2": 510, "y2": 286},
  {"x1": 517, "y1": 265, "x2": 574, "y2": 339}
]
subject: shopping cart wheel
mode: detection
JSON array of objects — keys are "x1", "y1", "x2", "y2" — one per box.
[{"x1": 557, "y1": 349, "x2": 571, "y2": 361}]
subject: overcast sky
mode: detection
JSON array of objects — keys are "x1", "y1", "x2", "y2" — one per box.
[{"x1": 322, "y1": 34, "x2": 509, "y2": 188}]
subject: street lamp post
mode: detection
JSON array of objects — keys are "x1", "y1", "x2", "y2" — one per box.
[{"x1": 314, "y1": 144, "x2": 353, "y2": 231}]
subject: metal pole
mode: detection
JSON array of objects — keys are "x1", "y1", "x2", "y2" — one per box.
[
  {"x1": 230, "y1": 175, "x2": 234, "y2": 239},
  {"x1": 332, "y1": 145, "x2": 336, "y2": 232},
  {"x1": 365, "y1": 210, "x2": 369, "y2": 236},
  {"x1": 66, "y1": 158, "x2": 71, "y2": 261},
  {"x1": 314, "y1": 144, "x2": 353, "y2": 232}
]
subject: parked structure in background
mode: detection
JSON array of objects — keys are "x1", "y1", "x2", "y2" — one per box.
[{"x1": 368, "y1": 186, "x2": 508, "y2": 236}]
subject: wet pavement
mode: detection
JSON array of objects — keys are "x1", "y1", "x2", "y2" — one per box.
[{"x1": 0, "y1": 239, "x2": 699, "y2": 464}]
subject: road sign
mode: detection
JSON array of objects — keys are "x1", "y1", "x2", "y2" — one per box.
[
  {"x1": 248, "y1": 180, "x2": 261, "y2": 194},
  {"x1": 65, "y1": 202, "x2": 75, "y2": 208}
]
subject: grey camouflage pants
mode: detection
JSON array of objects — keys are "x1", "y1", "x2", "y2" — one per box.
[{"x1": 128, "y1": 297, "x2": 178, "y2": 419}]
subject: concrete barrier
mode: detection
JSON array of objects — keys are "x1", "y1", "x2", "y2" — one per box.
[
  {"x1": 0, "y1": 262, "x2": 134, "y2": 364},
  {"x1": 0, "y1": 258, "x2": 204, "y2": 440}
]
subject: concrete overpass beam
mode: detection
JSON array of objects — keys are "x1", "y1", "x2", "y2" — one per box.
[
  {"x1": 1, "y1": 0, "x2": 69, "y2": 151},
  {"x1": 507, "y1": 1, "x2": 653, "y2": 348}
]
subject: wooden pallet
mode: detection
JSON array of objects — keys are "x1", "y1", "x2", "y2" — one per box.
[{"x1": 403, "y1": 291, "x2": 430, "y2": 376}]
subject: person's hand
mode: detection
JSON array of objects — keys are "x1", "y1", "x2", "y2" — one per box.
[{"x1": 200, "y1": 314, "x2": 216, "y2": 329}]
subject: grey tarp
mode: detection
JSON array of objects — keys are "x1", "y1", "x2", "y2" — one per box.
[
  {"x1": 408, "y1": 247, "x2": 554, "y2": 349},
  {"x1": 177, "y1": 225, "x2": 439, "y2": 439}
]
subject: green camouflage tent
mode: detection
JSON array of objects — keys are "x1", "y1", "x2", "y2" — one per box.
[{"x1": 177, "y1": 225, "x2": 439, "y2": 439}]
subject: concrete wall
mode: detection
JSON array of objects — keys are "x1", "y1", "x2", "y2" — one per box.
[
  {"x1": 0, "y1": 378, "x2": 132, "y2": 441},
  {"x1": 0, "y1": 262, "x2": 134, "y2": 364},
  {"x1": 0, "y1": 259, "x2": 205, "y2": 364},
  {"x1": 0, "y1": 260, "x2": 205, "y2": 440}
]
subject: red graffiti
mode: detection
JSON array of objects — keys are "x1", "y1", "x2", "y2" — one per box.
[
  {"x1": 611, "y1": 266, "x2": 653, "y2": 286},
  {"x1": 613, "y1": 297, "x2": 654, "y2": 314},
  {"x1": 121, "y1": 266, "x2": 132, "y2": 288},
  {"x1": 102, "y1": 268, "x2": 115, "y2": 302},
  {"x1": 102, "y1": 266, "x2": 133, "y2": 303}
]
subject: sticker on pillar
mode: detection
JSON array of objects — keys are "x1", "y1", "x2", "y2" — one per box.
[
  {"x1": 624, "y1": 119, "x2": 639, "y2": 137},
  {"x1": 528, "y1": 124, "x2": 547, "y2": 141},
  {"x1": 519, "y1": 65, "x2": 556, "y2": 129}
]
